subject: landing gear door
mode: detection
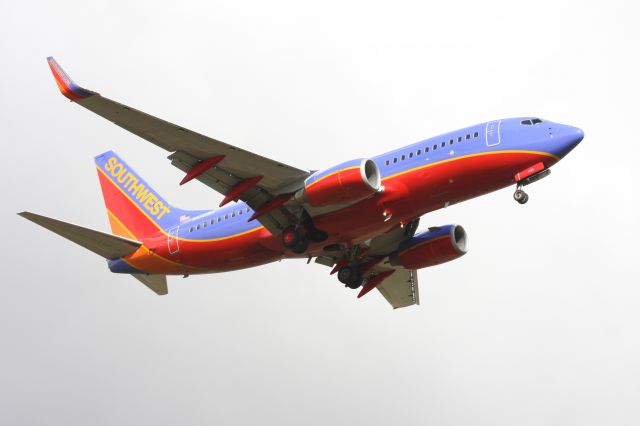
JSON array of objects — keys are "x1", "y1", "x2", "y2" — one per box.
[
  {"x1": 168, "y1": 226, "x2": 180, "y2": 255},
  {"x1": 486, "y1": 120, "x2": 501, "y2": 147}
]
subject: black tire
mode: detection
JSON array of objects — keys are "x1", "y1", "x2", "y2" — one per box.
[
  {"x1": 520, "y1": 193, "x2": 529, "y2": 204},
  {"x1": 338, "y1": 265, "x2": 363, "y2": 289},
  {"x1": 346, "y1": 273, "x2": 364, "y2": 289},
  {"x1": 337, "y1": 267, "x2": 353, "y2": 284},
  {"x1": 514, "y1": 189, "x2": 525, "y2": 202},
  {"x1": 290, "y1": 237, "x2": 309, "y2": 254}
]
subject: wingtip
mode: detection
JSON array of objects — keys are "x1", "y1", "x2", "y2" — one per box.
[{"x1": 46, "y1": 56, "x2": 96, "y2": 101}]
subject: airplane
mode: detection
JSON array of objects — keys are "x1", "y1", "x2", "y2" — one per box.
[{"x1": 19, "y1": 57, "x2": 584, "y2": 309}]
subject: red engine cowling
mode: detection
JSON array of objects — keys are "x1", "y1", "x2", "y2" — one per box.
[
  {"x1": 391, "y1": 225, "x2": 468, "y2": 269},
  {"x1": 296, "y1": 158, "x2": 381, "y2": 207}
]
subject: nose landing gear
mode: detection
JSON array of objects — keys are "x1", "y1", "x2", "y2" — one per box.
[
  {"x1": 512, "y1": 163, "x2": 551, "y2": 205},
  {"x1": 513, "y1": 186, "x2": 529, "y2": 204}
]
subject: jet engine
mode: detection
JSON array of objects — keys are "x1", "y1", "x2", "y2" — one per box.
[
  {"x1": 390, "y1": 225, "x2": 468, "y2": 269},
  {"x1": 295, "y1": 158, "x2": 381, "y2": 207}
]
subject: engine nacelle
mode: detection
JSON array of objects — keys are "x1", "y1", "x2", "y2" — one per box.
[
  {"x1": 390, "y1": 225, "x2": 468, "y2": 269},
  {"x1": 296, "y1": 158, "x2": 381, "y2": 207}
]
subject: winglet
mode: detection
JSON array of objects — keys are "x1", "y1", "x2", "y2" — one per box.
[{"x1": 46, "y1": 56, "x2": 96, "y2": 101}]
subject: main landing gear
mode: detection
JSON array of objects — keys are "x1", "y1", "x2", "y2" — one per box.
[
  {"x1": 281, "y1": 210, "x2": 328, "y2": 254},
  {"x1": 337, "y1": 263, "x2": 364, "y2": 289},
  {"x1": 281, "y1": 226, "x2": 309, "y2": 254}
]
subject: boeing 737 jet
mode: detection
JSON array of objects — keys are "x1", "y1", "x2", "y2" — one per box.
[{"x1": 20, "y1": 57, "x2": 584, "y2": 308}]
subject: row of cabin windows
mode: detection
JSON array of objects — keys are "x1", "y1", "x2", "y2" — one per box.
[
  {"x1": 189, "y1": 207, "x2": 252, "y2": 232},
  {"x1": 384, "y1": 131, "x2": 480, "y2": 166}
]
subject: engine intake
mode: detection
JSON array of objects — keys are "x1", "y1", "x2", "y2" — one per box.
[
  {"x1": 296, "y1": 158, "x2": 381, "y2": 207},
  {"x1": 391, "y1": 224, "x2": 468, "y2": 269}
]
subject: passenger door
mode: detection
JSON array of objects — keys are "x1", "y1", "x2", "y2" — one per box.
[
  {"x1": 485, "y1": 120, "x2": 501, "y2": 147},
  {"x1": 167, "y1": 226, "x2": 180, "y2": 255}
]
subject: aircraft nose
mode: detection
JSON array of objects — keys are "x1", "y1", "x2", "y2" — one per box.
[{"x1": 552, "y1": 124, "x2": 584, "y2": 158}]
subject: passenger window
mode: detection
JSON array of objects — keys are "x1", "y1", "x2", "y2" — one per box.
[
  {"x1": 196, "y1": 225, "x2": 200, "y2": 230},
  {"x1": 232, "y1": 212, "x2": 235, "y2": 218},
  {"x1": 189, "y1": 227, "x2": 193, "y2": 232},
  {"x1": 458, "y1": 136, "x2": 462, "y2": 142},
  {"x1": 433, "y1": 144, "x2": 437, "y2": 150},
  {"x1": 385, "y1": 160, "x2": 390, "y2": 166},
  {"x1": 224, "y1": 214, "x2": 228, "y2": 220},
  {"x1": 417, "y1": 149, "x2": 421, "y2": 155},
  {"x1": 466, "y1": 134, "x2": 470, "y2": 139},
  {"x1": 246, "y1": 207, "x2": 250, "y2": 212},
  {"x1": 474, "y1": 131, "x2": 479, "y2": 137},
  {"x1": 393, "y1": 157, "x2": 397, "y2": 164},
  {"x1": 203, "y1": 222, "x2": 207, "y2": 228},
  {"x1": 401, "y1": 155, "x2": 405, "y2": 161},
  {"x1": 409, "y1": 152, "x2": 413, "y2": 158},
  {"x1": 449, "y1": 140, "x2": 454, "y2": 145},
  {"x1": 425, "y1": 147, "x2": 429, "y2": 153},
  {"x1": 441, "y1": 142, "x2": 445, "y2": 147},
  {"x1": 239, "y1": 210, "x2": 243, "y2": 215}
]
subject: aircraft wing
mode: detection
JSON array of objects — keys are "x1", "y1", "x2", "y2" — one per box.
[{"x1": 47, "y1": 57, "x2": 310, "y2": 234}]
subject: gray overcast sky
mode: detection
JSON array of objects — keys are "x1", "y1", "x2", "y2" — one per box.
[{"x1": 1, "y1": 1, "x2": 639, "y2": 425}]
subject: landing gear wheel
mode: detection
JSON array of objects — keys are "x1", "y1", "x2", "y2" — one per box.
[
  {"x1": 337, "y1": 265, "x2": 363, "y2": 289},
  {"x1": 281, "y1": 226, "x2": 302, "y2": 249},
  {"x1": 514, "y1": 189, "x2": 529, "y2": 204},
  {"x1": 290, "y1": 237, "x2": 309, "y2": 254}
]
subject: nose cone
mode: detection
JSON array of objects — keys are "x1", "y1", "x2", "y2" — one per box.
[{"x1": 552, "y1": 125, "x2": 584, "y2": 158}]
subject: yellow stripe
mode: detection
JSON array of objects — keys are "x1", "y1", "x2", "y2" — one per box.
[
  {"x1": 178, "y1": 225, "x2": 264, "y2": 243},
  {"x1": 382, "y1": 150, "x2": 559, "y2": 182},
  {"x1": 306, "y1": 166, "x2": 360, "y2": 189}
]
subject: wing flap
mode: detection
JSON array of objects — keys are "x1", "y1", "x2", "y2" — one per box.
[
  {"x1": 376, "y1": 267, "x2": 420, "y2": 309},
  {"x1": 18, "y1": 211, "x2": 142, "y2": 260}
]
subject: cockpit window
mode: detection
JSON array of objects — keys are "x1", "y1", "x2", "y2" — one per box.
[{"x1": 521, "y1": 118, "x2": 543, "y2": 125}]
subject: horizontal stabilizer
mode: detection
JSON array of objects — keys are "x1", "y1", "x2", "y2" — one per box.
[
  {"x1": 132, "y1": 274, "x2": 168, "y2": 295},
  {"x1": 18, "y1": 211, "x2": 142, "y2": 259}
]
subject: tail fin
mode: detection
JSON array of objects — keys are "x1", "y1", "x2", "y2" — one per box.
[{"x1": 95, "y1": 151, "x2": 203, "y2": 239}]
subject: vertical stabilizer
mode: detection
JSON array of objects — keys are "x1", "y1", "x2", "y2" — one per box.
[{"x1": 94, "y1": 151, "x2": 205, "y2": 239}]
